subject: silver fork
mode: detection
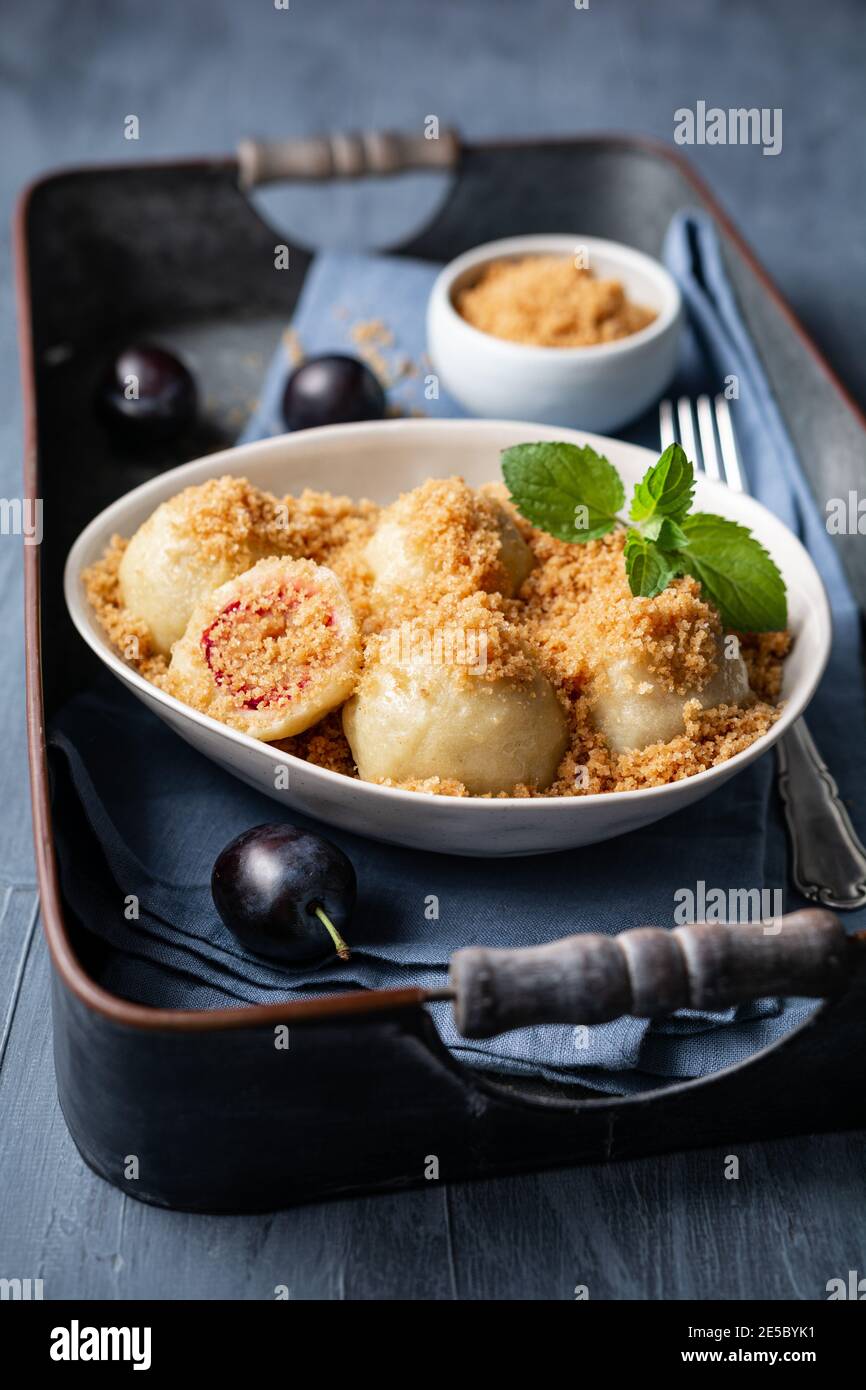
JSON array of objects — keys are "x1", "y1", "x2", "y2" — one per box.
[{"x1": 660, "y1": 394, "x2": 866, "y2": 910}]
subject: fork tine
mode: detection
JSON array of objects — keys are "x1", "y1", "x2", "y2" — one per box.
[
  {"x1": 714, "y1": 394, "x2": 746, "y2": 493},
  {"x1": 659, "y1": 398, "x2": 676, "y2": 450},
  {"x1": 676, "y1": 396, "x2": 701, "y2": 472},
  {"x1": 696, "y1": 394, "x2": 722, "y2": 482}
]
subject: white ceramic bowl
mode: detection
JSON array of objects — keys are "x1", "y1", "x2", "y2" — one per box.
[
  {"x1": 427, "y1": 234, "x2": 682, "y2": 433},
  {"x1": 65, "y1": 418, "x2": 830, "y2": 858}
]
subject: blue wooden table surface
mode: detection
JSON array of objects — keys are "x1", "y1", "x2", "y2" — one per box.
[{"x1": 2, "y1": 0, "x2": 864, "y2": 1299}]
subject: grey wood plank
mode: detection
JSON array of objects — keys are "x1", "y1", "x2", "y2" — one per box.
[{"x1": 0, "y1": 888, "x2": 39, "y2": 1056}]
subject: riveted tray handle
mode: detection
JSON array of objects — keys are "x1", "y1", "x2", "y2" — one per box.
[{"x1": 237, "y1": 128, "x2": 460, "y2": 189}]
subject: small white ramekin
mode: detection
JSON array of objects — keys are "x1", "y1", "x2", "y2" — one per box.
[{"x1": 427, "y1": 234, "x2": 682, "y2": 433}]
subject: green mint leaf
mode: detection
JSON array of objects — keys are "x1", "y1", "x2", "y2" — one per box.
[
  {"x1": 500, "y1": 441, "x2": 786, "y2": 633},
  {"x1": 677, "y1": 513, "x2": 787, "y2": 631},
  {"x1": 630, "y1": 444, "x2": 695, "y2": 525},
  {"x1": 624, "y1": 530, "x2": 681, "y2": 599},
  {"x1": 642, "y1": 515, "x2": 689, "y2": 550},
  {"x1": 501, "y1": 441, "x2": 625, "y2": 543}
]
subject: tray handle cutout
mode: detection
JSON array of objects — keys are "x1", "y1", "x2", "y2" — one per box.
[{"x1": 237, "y1": 129, "x2": 460, "y2": 189}]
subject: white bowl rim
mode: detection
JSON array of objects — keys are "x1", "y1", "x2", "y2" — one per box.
[
  {"x1": 64, "y1": 417, "x2": 831, "y2": 816},
  {"x1": 429, "y1": 233, "x2": 683, "y2": 362}
]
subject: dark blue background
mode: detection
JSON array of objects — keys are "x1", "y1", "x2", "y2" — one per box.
[{"x1": 1, "y1": 0, "x2": 864, "y2": 1300}]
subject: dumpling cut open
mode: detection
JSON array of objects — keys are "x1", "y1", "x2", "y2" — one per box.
[{"x1": 165, "y1": 556, "x2": 361, "y2": 741}]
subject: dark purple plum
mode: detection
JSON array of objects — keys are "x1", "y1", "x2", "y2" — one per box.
[
  {"x1": 98, "y1": 343, "x2": 197, "y2": 443},
  {"x1": 211, "y1": 823, "x2": 355, "y2": 966},
  {"x1": 282, "y1": 353, "x2": 386, "y2": 432}
]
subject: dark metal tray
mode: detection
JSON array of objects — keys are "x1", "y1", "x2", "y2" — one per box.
[{"x1": 17, "y1": 133, "x2": 866, "y2": 1212}]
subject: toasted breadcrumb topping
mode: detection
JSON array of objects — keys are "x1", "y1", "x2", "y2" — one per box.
[
  {"x1": 82, "y1": 535, "x2": 168, "y2": 682},
  {"x1": 366, "y1": 477, "x2": 514, "y2": 614},
  {"x1": 161, "y1": 475, "x2": 295, "y2": 563},
  {"x1": 83, "y1": 473, "x2": 789, "y2": 797},
  {"x1": 522, "y1": 529, "x2": 721, "y2": 696},
  {"x1": 276, "y1": 488, "x2": 379, "y2": 564},
  {"x1": 456, "y1": 256, "x2": 657, "y2": 348},
  {"x1": 273, "y1": 711, "x2": 358, "y2": 777},
  {"x1": 356, "y1": 590, "x2": 538, "y2": 694}
]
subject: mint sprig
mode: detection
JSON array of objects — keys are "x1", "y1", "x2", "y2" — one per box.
[
  {"x1": 501, "y1": 441, "x2": 624, "y2": 542},
  {"x1": 629, "y1": 442, "x2": 695, "y2": 525},
  {"x1": 623, "y1": 530, "x2": 680, "y2": 599},
  {"x1": 502, "y1": 441, "x2": 787, "y2": 632},
  {"x1": 677, "y1": 513, "x2": 788, "y2": 632}
]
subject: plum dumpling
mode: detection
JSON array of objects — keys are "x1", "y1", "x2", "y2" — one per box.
[
  {"x1": 342, "y1": 594, "x2": 568, "y2": 794},
  {"x1": 363, "y1": 476, "x2": 534, "y2": 610},
  {"x1": 164, "y1": 556, "x2": 361, "y2": 741},
  {"x1": 118, "y1": 476, "x2": 291, "y2": 654},
  {"x1": 583, "y1": 577, "x2": 751, "y2": 754}
]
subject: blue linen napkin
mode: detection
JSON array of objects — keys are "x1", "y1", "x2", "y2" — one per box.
[{"x1": 51, "y1": 211, "x2": 866, "y2": 1094}]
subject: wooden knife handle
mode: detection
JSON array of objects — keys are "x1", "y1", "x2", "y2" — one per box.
[{"x1": 449, "y1": 909, "x2": 849, "y2": 1040}]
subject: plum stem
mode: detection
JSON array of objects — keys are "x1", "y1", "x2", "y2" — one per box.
[{"x1": 313, "y1": 905, "x2": 351, "y2": 961}]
